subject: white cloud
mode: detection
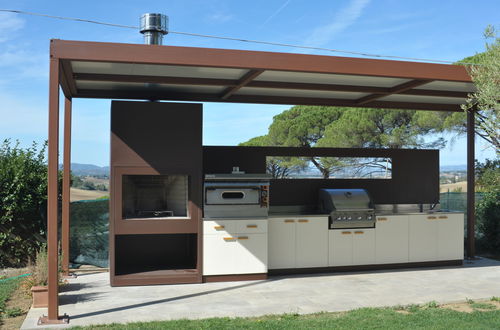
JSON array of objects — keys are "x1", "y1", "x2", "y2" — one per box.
[
  {"x1": 207, "y1": 12, "x2": 234, "y2": 23},
  {"x1": 0, "y1": 12, "x2": 25, "y2": 43},
  {"x1": 305, "y1": 0, "x2": 371, "y2": 47}
]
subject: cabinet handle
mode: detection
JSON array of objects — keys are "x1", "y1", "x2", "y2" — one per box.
[
  {"x1": 238, "y1": 236, "x2": 249, "y2": 240},
  {"x1": 438, "y1": 216, "x2": 448, "y2": 219},
  {"x1": 341, "y1": 231, "x2": 352, "y2": 235},
  {"x1": 223, "y1": 237, "x2": 236, "y2": 241},
  {"x1": 214, "y1": 225, "x2": 225, "y2": 230},
  {"x1": 298, "y1": 219, "x2": 309, "y2": 223},
  {"x1": 377, "y1": 217, "x2": 388, "y2": 221},
  {"x1": 284, "y1": 219, "x2": 295, "y2": 223},
  {"x1": 247, "y1": 225, "x2": 258, "y2": 228},
  {"x1": 354, "y1": 231, "x2": 364, "y2": 234},
  {"x1": 427, "y1": 216, "x2": 437, "y2": 220}
]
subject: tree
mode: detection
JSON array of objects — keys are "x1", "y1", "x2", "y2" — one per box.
[
  {"x1": 446, "y1": 26, "x2": 500, "y2": 154},
  {"x1": 0, "y1": 140, "x2": 55, "y2": 267},
  {"x1": 239, "y1": 135, "x2": 307, "y2": 178},
  {"x1": 241, "y1": 106, "x2": 448, "y2": 178},
  {"x1": 317, "y1": 108, "x2": 445, "y2": 149}
]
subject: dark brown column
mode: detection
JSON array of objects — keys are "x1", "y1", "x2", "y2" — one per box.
[
  {"x1": 61, "y1": 97, "x2": 72, "y2": 276},
  {"x1": 47, "y1": 57, "x2": 60, "y2": 320},
  {"x1": 466, "y1": 108, "x2": 475, "y2": 258}
]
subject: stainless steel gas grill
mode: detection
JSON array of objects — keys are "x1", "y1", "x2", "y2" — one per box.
[
  {"x1": 204, "y1": 170, "x2": 271, "y2": 218},
  {"x1": 318, "y1": 189, "x2": 375, "y2": 229}
]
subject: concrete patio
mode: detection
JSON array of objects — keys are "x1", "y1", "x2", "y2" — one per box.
[{"x1": 21, "y1": 257, "x2": 500, "y2": 329}]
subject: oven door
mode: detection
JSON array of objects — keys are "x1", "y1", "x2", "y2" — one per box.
[{"x1": 205, "y1": 182, "x2": 261, "y2": 205}]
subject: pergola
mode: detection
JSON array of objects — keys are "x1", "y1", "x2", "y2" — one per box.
[{"x1": 45, "y1": 39, "x2": 477, "y2": 323}]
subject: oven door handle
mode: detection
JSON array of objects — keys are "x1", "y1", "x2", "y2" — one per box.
[{"x1": 221, "y1": 191, "x2": 246, "y2": 199}]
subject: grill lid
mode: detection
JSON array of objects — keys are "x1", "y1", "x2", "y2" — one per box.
[{"x1": 319, "y1": 189, "x2": 373, "y2": 212}]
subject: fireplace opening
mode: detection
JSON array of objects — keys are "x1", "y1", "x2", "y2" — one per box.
[{"x1": 122, "y1": 174, "x2": 188, "y2": 219}]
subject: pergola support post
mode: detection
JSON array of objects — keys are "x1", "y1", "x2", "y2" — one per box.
[
  {"x1": 39, "y1": 46, "x2": 69, "y2": 325},
  {"x1": 61, "y1": 97, "x2": 72, "y2": 277},
  {"x1": 466, "y1": 108, "x2": 476, "y2": 259}
]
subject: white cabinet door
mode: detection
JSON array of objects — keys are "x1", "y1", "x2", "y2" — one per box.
[
  {"x1": 235, "y1": 234, "x2": 268, "y2": 274},
  {"x1": 353, "y1": 229, "x2": 376, "y2": 265},
  {"x1": 329, "y1": 230, "x2": 353, "y2": 266},
  {"x1": 409, "y1": 215, "x2": 438, "y2": 262},
  {"x1": 437, "y1": 213, "x2": 464, "y2": 260},
  {"x1": 268, "y1": 218, "x2": 296, "y2": 269},
  {"x1": 375, "y1": 215, "x2": 409, "y2": 264},
  {"x1": 203, "y1": 235, "x2": 238, "y2": 275},
  {"x1": 296, "y1": 218, "x2": 328, "y2": 268}
]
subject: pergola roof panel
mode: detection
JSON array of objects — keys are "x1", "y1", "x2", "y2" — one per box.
[
  {"x1": 379, "y1": 94, "x2": 466, "y2": 105},
  {"x1": 254, "y1": 70, "x2": 412, "y2": 88},
  {"x1": 412, "y1": 80, "x2": 476, "y2": 92},
  {"x1": 71, "y1": 61, "x2": 248, "y2": 79},
  {"x1": 75, "y1": 80, "x2": 227, "y2": 94},
  {"x1": 236, "y1": 87, "x2": 368, "y2": 99}
]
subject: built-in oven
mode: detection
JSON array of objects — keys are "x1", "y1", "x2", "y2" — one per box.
[{"x1": 203, "y1": 172, "x2": 270, "y2": 218}]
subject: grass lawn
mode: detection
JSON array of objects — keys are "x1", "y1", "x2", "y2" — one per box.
[
  {"x1": 0, "y1": 278, "x2": 22, "y2": 325},
  {"x1": 75, "y1": 300, "x2": 500, "y2": 330},
  {"x1": 0, "y1": 275, "x2": 32, "y2": 329}
]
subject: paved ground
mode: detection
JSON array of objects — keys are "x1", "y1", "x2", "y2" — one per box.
[{"x1": 21, "y1": 258, "x2": 500, "y2": 329}]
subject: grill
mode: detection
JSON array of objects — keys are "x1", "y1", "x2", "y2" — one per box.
[{"x1": 318, "y1": 189, "x2": 375, "y2": 229}]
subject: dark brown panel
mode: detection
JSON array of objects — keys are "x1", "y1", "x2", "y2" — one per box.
[
  {"x1": 203, "y1": 146, "x2": 440, "y2": 205},
  {"x1": 110, "y1": 101, "x2": 203, "y2": 285},
  {"x1": 203, "y1": 273, "x2": 267, "y2": 283}
]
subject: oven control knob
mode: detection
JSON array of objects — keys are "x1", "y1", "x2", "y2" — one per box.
[
  {"x1": 367, "y1": 216, "x2": 372, "y2": 220},
  {"x1": 357, "y1": 216, "x2": 362, "y2": 220},
  {"x1": 336, "y1": 217, "x2": 341, "y2": 221},
  {"x1": 347, "y1": 216, "x2": 352, "y2": 220},
  {"x1": 342, "y1": 216, "x2": 347, "y2": 220}
]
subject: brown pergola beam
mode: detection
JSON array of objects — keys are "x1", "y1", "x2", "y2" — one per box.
[
  {"x1": 355, "y1": 79, "x2": 433, "y2": 105},
  {"x1": 220, "y1": 69, "x2": 264, "y2": 99},
  {"x1": 76, "y1": 89, "x2": 462, "y2": 111},
  {"x1": 72, "y1": 73, "x2": 468, "y2": 99},
  {"x1": 52, "y1": 40, "x2": 472, "y2": 83}
]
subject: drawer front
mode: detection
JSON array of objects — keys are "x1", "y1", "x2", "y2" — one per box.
[
  {"x1": 203, "y1": 220, "x2": 236, "y2": 235},
  {"x1": 235, "y1": 220, "x2": 268, "y2": 233}
]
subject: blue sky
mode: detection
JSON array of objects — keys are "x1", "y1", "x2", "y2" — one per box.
[{"x1": 0, "y1": 0, "x2": 498, "y2": 166}]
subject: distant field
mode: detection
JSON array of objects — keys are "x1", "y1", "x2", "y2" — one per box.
[
  {"x1": 71, "y1": 188, "x2": 108, "y2": 202},
  {"x1": 440, "y1": 181, "x2": 467, "y2": 193}
]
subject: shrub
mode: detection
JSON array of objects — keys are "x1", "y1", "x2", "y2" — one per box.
[
  {"x1": 476, "y1": 190, "x2": 500, "y2": 253},
  {"x1": 0, "y1": 140, "x2": 53, "y2": 268}
]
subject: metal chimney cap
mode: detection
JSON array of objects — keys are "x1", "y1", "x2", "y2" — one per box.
[{"x1": 140, "y1": 13, "x2": 168, "y2": 35}]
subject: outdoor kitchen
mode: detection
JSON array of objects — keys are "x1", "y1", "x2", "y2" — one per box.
[
  {"x1": 30, "y1": 10, "x2": 485, "y2": 325},
  {"x1": 108, "y1": 100, "x2": 464, "y2": 286}
]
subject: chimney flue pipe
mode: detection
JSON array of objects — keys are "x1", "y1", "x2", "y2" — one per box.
[{"x1": 140, "y1": 13, "x2": 168, "y2": 45}]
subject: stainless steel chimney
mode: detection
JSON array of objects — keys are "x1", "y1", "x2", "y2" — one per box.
[{"x1": 140, "y1": 13, "x2": 168, "y2": 45}]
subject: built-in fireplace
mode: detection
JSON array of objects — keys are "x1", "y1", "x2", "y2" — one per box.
[{"x1": 122, "y1": 174, "x2": 188, "y2": 219}]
